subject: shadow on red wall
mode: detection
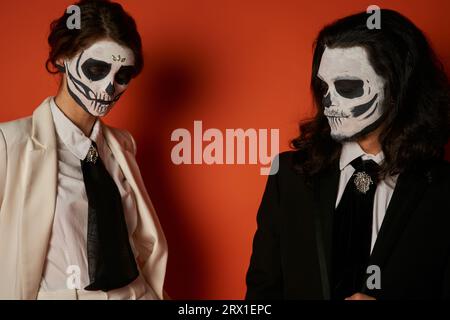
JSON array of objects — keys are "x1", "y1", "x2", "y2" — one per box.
[{"x1": 134, "y1": 44, "x2": 214, "y2": 298}]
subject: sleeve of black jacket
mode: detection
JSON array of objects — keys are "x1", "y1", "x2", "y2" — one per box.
[{"x1": 246, "y1": 153, "x2": 284, "y2": 299}]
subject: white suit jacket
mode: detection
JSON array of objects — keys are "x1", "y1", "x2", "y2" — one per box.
[{"x1": 0, "y1": 97, "x2": 168, "y2": 299}]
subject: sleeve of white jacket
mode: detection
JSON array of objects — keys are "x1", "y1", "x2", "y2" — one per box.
[
  {"x1": 0, "y1": 128, "x2": 7, "y2": 210},
  {"x1": 126, "y1": 130, "x2": 137, "y2": 156}
]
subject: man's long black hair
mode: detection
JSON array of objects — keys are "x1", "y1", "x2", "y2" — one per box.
[{"x1": 292, "y1": 9, "x2": 450, "y2": 178}]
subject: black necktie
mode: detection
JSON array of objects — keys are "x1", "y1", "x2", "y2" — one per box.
[
  {"x1": 331, "y1": 156, "x2": 380, "y2": 300},
  {"x1": 81, "y1": 141, "x2": 139, "y2": 291}
]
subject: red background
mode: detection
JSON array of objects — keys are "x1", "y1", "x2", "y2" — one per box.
[{"x1": 0, "y1": 0, "x2": 449, "y2": 299}]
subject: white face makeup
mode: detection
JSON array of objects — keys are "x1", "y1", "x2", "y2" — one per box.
[
  {"x1": 317, "y1": 46, "x2": 385, "y2": 141},
  {"x1": 64, "y1": 39, "x2": 136, "y2": 117}
]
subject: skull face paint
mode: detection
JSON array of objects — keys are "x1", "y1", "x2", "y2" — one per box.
[
  {"x1": 317, "y1": 46, "x2": 385, "y2": 141},
  {"x1": 64, "y1": 39, "x2": 136, "y2": 117}
]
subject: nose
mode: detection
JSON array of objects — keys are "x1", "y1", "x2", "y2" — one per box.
[
  {"x1": 105, "y1": 82, "x2": 115, "y2": 96},
  {"x1": 322, "y1": 93, "x2": 331, "y2": 108}
]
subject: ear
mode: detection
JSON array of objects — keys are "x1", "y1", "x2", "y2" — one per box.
[{"x1": 55, "y1": 58, "x2": 66, "y2": 73}]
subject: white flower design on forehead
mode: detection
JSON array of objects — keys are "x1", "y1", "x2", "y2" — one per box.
[
  {"x1": 317, "y1": 46, "x2": 385, "y2": 141},
  {"x1": 64, "y1": 39, "x2": 136, "y2": 117}
]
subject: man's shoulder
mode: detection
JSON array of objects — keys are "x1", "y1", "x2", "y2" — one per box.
[
  {"x1": 276, "y1": 150, "x2": 309, "y2": 175},
  {"x1": 274, "y1": 151, "x2": 295, "y2": 175},
  {"x1": 272, "y1": 150, "x2": 310, "y2": 187}
]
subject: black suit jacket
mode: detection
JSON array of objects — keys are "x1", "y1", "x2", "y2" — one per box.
[{"x1": 246, "y1": 151, "x2": 450, "y2": 299}]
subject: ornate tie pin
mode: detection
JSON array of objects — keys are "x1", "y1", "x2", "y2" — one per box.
[
  {"x1": 353, "y1": 171, "x2": 373, "y2": 194},
  {"x1": 86, "y1": 144, "x2": 99, "y2": 164}
]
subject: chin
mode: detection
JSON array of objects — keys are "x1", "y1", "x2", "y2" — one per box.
[
  {"x1": 330, "y1": 118, "x2": 385, "y2": 143},
  {"x1": 97, "y1": 110, "x2": 112, "y2": 117},
  {"x1": 330, "y1": 132, "x2": 354, "y2": 142}
]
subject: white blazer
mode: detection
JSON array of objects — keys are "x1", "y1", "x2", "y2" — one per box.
[{"x1": 0, "y1": 97, "x2": 168, "y2": 299}]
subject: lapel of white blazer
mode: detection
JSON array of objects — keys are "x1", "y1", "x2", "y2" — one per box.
[
  {"x1": 102, "y1": 126, "x2": 168, "y2": 300},
  {"x1": 21, "y1": 97, "x2": 57, "y2": 299}
]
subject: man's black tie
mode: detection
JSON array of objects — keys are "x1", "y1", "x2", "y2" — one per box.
[
  {"x1": 331, "y1": 156, "x2": 380, "y2": 300},
  {"x1": 81, "y1": 141, "x2": 139, "y2": 291}
]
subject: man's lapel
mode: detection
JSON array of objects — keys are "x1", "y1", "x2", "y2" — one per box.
[
  {"x1": 312, "y1": 161, "x2": 340, "y2": 299},
  {"x1": 21, "y1": 97, "x2": 57, "y2": 299},
  {"x1": 312, "y1": 158, "x2": 430, "y2": 298},
  {"x1": 368, "y1": 169, "x2": 429, "y2": 272}
]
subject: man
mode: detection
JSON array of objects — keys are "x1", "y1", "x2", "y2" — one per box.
[{"x1": 246, "y1": 9, "x2": 450, "y2": 300}]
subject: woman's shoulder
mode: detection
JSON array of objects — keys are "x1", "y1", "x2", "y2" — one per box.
[
  {"x1": 0, "y1": 115, "x2": 33, "y2": 146},
  {"x1": 102, "y1": 123, "x2": 137, "y2": 155}
]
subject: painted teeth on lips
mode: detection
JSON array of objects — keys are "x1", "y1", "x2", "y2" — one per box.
[
  {"x1": 324, "y1": 109, "x2": 350, "y2": 118},
  {"x1": 96, "y1": 99, "x2": 113, "y2": 105}
]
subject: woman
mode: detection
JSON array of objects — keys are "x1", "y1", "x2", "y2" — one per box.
[{"x1": 0, "y1": 0, "x2": 167, "y2": 300}]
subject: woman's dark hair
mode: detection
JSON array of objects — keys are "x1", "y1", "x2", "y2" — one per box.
[
  {"x1": 291, "y1": 9, "x2": 450, "y2": 178},
  {"x1": 46, "y1": 0, "x2": 143, "y2": 77}
]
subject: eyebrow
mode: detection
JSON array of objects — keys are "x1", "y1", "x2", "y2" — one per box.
[
  {"x1": 334, "y1": 75, "x2": 363, "y2": 81},
  {"x1": 316, "y1": 74, "x2": 363, "y2": 81},
  {"x1": 118, "y1": 65, "x2": 136, "y2": 71},
  {"x1": 84, "y1": 58, "x2": 112, "y2": 65}
]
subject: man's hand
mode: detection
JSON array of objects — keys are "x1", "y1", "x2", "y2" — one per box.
[{"x1": 345, "y1": 293, "x2": 376, "y2": 300}]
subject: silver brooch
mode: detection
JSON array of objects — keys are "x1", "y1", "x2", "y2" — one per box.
[
  {"x1": 353, "y1": 171, "x2": 373, "y2": 194},
  {"x1": 86, "y1": 144, "x2": 98, "y2": 164}
]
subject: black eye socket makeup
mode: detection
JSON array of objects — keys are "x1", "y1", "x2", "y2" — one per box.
[
  {"x1": 114, "y1": 66, "x2": 135, "y2": 85},
  {"x1": 319, "y1": 79, "x2": 329, "y2": 96},
  {"x1": 81, "y1": 58, "x2": 112, "y2": 81},
  {"x1": 334, "y1": 79, "x2": 364, "y2": 99}
]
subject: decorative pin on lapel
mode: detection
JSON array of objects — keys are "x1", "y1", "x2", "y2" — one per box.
[
  {"x1": 353, "y1": 171, "x2": 373, "y2": 194},
  {"x1": 86, "y1": 144, "x2": 99, "y2": 164}
]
